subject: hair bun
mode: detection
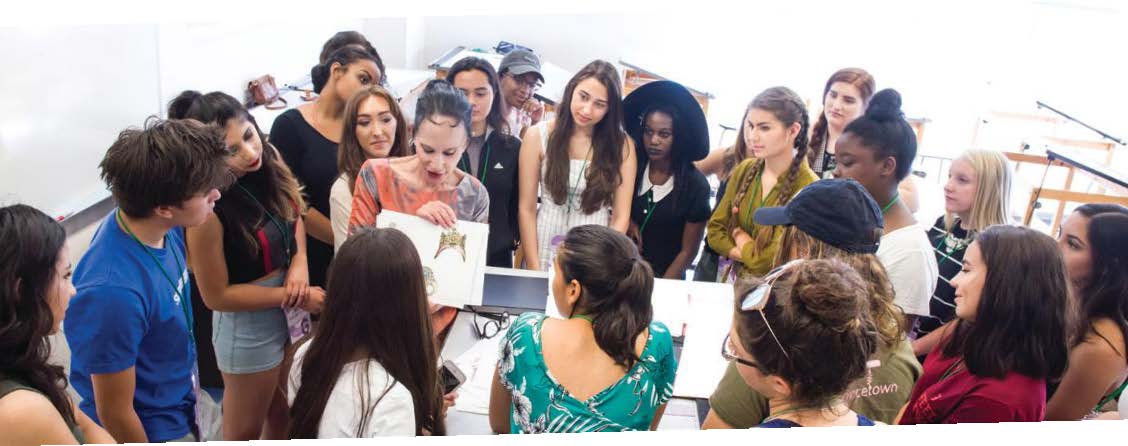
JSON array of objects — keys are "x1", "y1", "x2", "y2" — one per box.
[
  {"x1": 424, "y1": 79, "x2": 456, "y2": 93},
  {"x1": 167, "y1": 90, "x2": 203, "y2": 120},
  {"x1": 865, "y1": 89, "x2": 903, "y2": 122},
  {"x1": 789, "y1": 260, "x2": 869, "y2": 331}
]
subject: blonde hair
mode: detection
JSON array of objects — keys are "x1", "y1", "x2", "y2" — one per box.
[{"x1": 945, "y1": 149, "x2": 1013, "y2": 232}]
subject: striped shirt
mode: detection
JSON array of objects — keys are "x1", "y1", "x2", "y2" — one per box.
[{"x1": 914, "y1": 216, "x2": 972, "y2": 339}]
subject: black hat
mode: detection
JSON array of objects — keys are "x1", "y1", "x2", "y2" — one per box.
[
  {"x1": 498, "y1": 50, "x2": 544, "y2": 83},
  {"x1": 622, "y1": 80, "x2": 709, "y2": 162},
  {"x1": 753, "y1": 179, "x2": 884, "y2": 254}
]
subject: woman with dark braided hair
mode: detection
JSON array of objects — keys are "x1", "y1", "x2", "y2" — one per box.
[
  {"x1": 705, "y1": 86, "x2": 818, "y2": 280},
  {"x1": 0, "y1": 204, "x2": 114, "y2": 445}
]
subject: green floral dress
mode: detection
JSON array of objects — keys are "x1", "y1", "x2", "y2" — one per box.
[{"x1": 497, "y1": 312, "x2": 678, "y2": 433}]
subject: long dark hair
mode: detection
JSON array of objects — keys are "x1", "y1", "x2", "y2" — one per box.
[
  {"x1": 445, "y1": 57, "x2": 511, "y2": 137},
  {"x1": 313, "y1": 32, "x2": 386, "y2": 93},
  {"x1": 732, "y1": 259, "x2": 879, "y2": 409},
  {"x1": 807, "y1": 68, "x2": 875, "y2": 167},
  {"x1": 557, "y1": 225, "x2": 654, "y2": 369},
  {"x1": 633, "y1": 104, "x2": 695, "y2": 210},
  {"x1": 338, "y1": 85, "x2": 411, "y2": 193},
  {"x1": 0, "y1": 204, "x2": 75, "y2": 427},
  {"x1": 544, "y1": 60, "x2": 627, "y2": 214},
  {"x1": 942, "y1": 225, "x2": 1071, "y2": 379},
  {"x1": 168, "y1": 90, "x2": 305, "y2": 257},
  {"x1": 727, "y1": 87, "x2": 810, "y2": 249},
  {"x1": 311, "y1": 46, "x2": 382, "y2": 95},
  {"x1": 841, "y1": 89, "x2": 916, "y2": 181},
  {"x1": 289, "y1": 227, "x2": 444, "y2": 437},
  {"x1": 1071, "y1": 204, "x2": 1128, "y2": 354}
]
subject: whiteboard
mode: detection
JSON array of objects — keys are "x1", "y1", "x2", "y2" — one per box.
[{"x1": 0, "y1": 24, "x2": 162, "y2": 220}]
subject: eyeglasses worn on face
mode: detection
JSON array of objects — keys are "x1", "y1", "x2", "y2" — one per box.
[
  {"x1": 507, "y1": 73, "x2": 542, "y2": 92},
  {"x1": 721, "y1": 333, "x2": 762, "y2": 370},
  {"x1": 737, "y1": 259, "x2": 806, "y2": 362}
]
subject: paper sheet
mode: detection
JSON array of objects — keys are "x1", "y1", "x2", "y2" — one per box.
[
  {"x1": 651, "y1": 278, "x2": 689, "y2": 337},
  {"x1": 672, "y1": 281, "x2": 735, "y2": 399},
  {"x1": 375, "y1": 211, "x2": 489, "y2": 308},
  {"x1": 451, "y1": 336, "x2": 503, "y2": 415}
]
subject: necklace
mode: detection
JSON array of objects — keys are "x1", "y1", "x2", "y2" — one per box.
[
  {"x1": 565, "y1": 145, "x2": 594, "y2": 214},
  {"x1": 458, "y1": 131, "x2": 493, "y2": 183},
  {"x1": 234, "y1": 183, "x2": 293, "y2": 268},
  {"x1": 881, "y1": 192, "x2": 901, "y2": 214},
  {"x1": 638, "y1": 189, "x2": 659, "y2": 234},
  {"x1": 115, "y1": 210, "x2": 194, "y2": 348}
]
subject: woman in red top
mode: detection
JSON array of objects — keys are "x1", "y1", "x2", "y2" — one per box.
[{"x1": 898, "y1": 225, "x2": 1070, "y2": 424}]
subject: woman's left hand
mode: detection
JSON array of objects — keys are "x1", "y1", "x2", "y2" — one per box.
[
  {"x1": 732, "y1": 227, "x2": 753, "y2": 250},
  {"x1": 442, "y1": 391, "x2": 458, "y2": 418},
  {"x1": 418, "y1": 201, "x2": 458, "y2": 228},
  {"x1": 283, "y1": 265, "x2": 310, "y2": 308}
]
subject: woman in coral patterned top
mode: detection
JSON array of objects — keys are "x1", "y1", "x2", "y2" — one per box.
[{"x1": 348, "y1": 80, "x2": 489, "y2": 338}]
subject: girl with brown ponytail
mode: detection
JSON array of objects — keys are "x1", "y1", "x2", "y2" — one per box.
[
  {"x1": 489, "y1": 225, "x2": 677, "y2": 433},
  {"x1": 705, "y1": 87, "x2": 819, "y2": 280}
]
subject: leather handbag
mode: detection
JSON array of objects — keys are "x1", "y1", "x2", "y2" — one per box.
[{"x1": 247, "y1": 75, "x2": 288, "y2": 110}]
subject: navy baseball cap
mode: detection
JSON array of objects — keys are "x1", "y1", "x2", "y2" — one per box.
[
  {"x1": 753, "y1": 179, "x2": 884, "y2": 254},
  {"x1": 499, "y1": 49, "x2": 544, "y2": 83}
]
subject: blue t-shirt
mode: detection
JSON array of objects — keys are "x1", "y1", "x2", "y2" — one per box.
[{"x1": 64, "y1": 210, "x2": 197, "y2": 442}]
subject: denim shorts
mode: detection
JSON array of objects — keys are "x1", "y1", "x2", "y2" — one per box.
[{"x1": 211, "y1": 272, "x2": 288, "y2": 374}]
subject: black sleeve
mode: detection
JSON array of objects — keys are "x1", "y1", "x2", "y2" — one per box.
[
  {"x1": 686, "y1": 170, "x2": 712, "y2": 223},
  {"x1": 269, "y1": 110, "x2": 304, "y2": 177},
  {"x1": 505, "y1": 135, "x2": 522, "y2": 245}
]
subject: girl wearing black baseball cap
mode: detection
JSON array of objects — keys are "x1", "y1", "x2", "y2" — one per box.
[{"x1": 704, "y1": 179, "x2": 920, "y2": 428}]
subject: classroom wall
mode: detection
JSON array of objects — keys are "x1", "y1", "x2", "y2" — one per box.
[{"x1": 411, "y1": 1, "x2": 1126, "y2": 157}]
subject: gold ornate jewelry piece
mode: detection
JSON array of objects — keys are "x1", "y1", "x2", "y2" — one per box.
[
  {"x1": 423, "y1": 266, "x2": 437, "y2": 296},
  {"x1": 434, "y1": 227, "x2": 467, "y2": 261}
]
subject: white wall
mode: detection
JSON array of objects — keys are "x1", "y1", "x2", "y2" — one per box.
[
  {"x1": 157, "y1": 20, "x2": 363, "y2": 111},
  {"x1": 409, "y1": 1, "x2": 1126, "y2": 157}
]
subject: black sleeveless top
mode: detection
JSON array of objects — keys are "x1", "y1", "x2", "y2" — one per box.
[
  {"x1": 0, "y1": 374, "x2": 84, "y2": 442},
  {"x1": 214, "y1": 179, "x2": 297, "y2": 284}
]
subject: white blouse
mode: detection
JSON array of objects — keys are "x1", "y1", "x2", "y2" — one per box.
[{"x1": 287, "y1": 340, "x2": 417, "y2": 438}]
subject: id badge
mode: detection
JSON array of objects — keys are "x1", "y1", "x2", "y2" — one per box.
[
  {"x1": 284, "y1": 307, "x2": 311, "y2": 344},
  {"x1": 191, "y1": 363, "x2": 202, "y2": 435},
  {"x1": 717, "y1": 257, "x2": 736, "y2": 284}
]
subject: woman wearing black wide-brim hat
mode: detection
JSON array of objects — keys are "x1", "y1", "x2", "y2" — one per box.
[{"x1": 623, "y1": 80, "x2": 712, "y2": 279}]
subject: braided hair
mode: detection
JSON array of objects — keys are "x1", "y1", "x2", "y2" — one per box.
[{"x1": 726, "y1": 87, "x2": 810, "y2": 251}]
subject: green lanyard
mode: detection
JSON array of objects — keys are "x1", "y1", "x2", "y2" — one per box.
[
  {"x1": 459, "y1": 139, "x2": 493, "y2": 183},
  {"x1": 638, "y1": 189, "x2": 659, "y2": 234},
  {"x1": 566, "y1": 146, "x2": 593, "y2": 213},
  {"x1": 881, "y1": 192, "x2": 901, "y2": 214},
  {"x1": 115, "y1": 210, "x2": 194, "y2": 348},
  {"x1": 934, "y1": 230, "x2": 971, "y2": 268},
  {"x1": 741, "y1": 173, "x2": 765, "y2": 229},
  {"x1": 234, "y1": 183, "x2": 292, "y2": 267}
]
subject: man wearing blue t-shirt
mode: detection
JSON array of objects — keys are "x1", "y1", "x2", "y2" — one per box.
[{"x1": 65, "y1": 118, "x2": 232, "y2": 443}]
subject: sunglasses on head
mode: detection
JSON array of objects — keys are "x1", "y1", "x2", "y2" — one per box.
[{"x1": 735, "y1": 259, "x2": 806, "y2": 362}]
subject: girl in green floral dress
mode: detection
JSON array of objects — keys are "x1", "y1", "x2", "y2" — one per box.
[{"x1": 488, "y1": 225, "x2": 678, "y2": 433}]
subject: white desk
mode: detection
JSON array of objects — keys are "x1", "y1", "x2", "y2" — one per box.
[{"x1": 438, "y1": 279, "x2": 734, "y2": 435}]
